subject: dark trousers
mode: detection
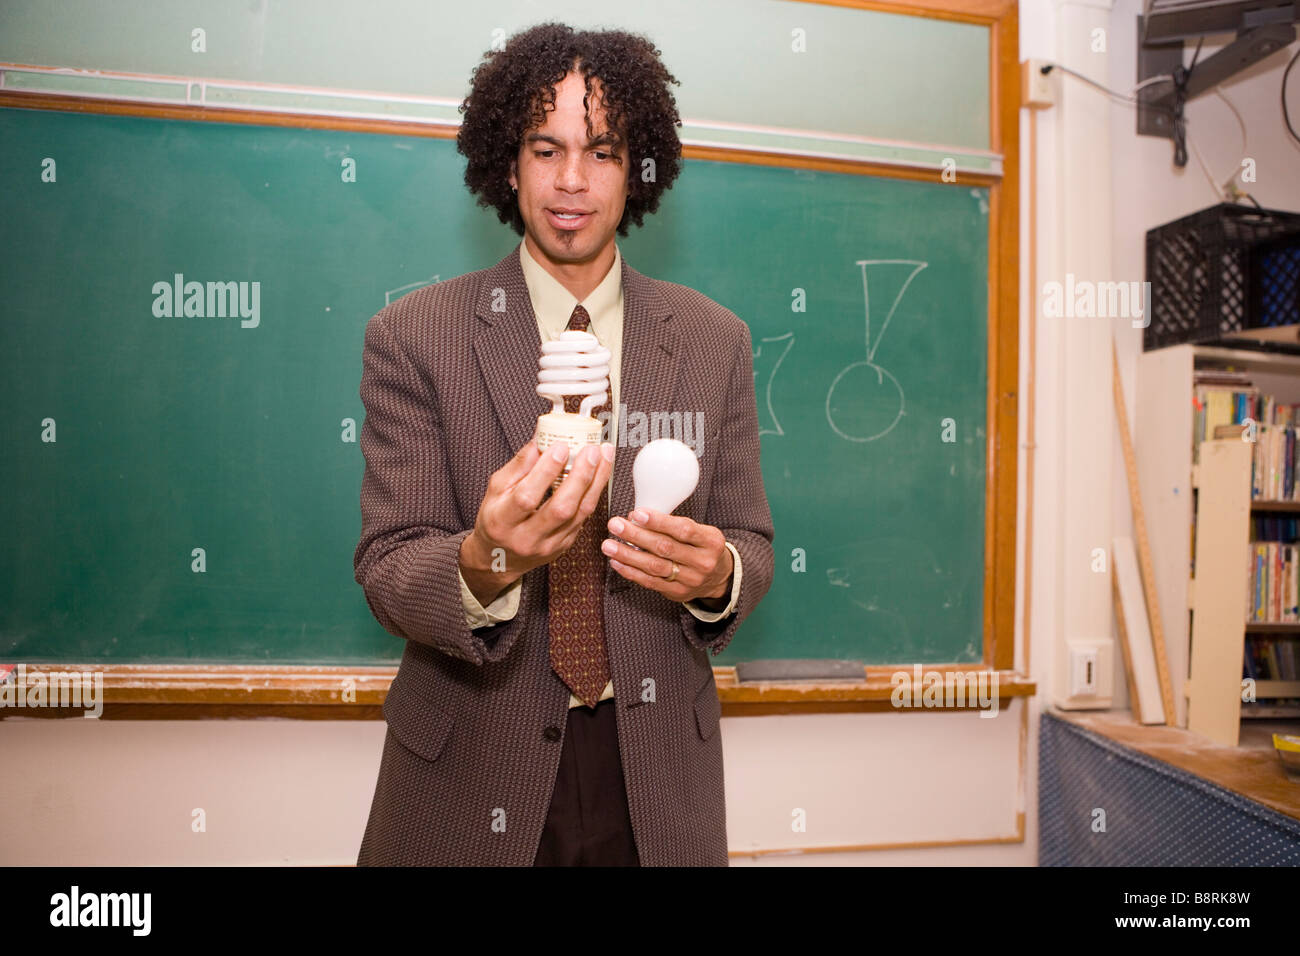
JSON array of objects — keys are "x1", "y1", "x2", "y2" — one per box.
[{"x1": 533, "y1": 697, "x2": 640, "y2": 866}]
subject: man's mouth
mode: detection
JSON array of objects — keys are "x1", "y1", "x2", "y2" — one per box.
[{"x1": 548, "y1": 209, "x2": 592, "y2": 230}]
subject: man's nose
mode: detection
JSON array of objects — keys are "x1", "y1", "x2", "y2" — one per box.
[{"x1": 554, "y1": 154, "x2": 586, "y2": 192}]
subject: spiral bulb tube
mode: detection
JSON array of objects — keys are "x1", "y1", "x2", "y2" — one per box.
[{"x1": 536, "y1": 330, "x2": 611, "y2": 418}]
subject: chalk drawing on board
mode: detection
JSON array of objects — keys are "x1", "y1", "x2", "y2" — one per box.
[
  {"x1": 385, "y1": 275, "x2": 440, "y2": 306},
  {"x1": 752, "y1": 331, "x2": 794, "y2": 437},
  {"x1": 826, "y1": 259, "x2": 927, "y2": 443}
]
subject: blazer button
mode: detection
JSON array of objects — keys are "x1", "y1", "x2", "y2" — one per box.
[{"x1": 543, "y1": 726, "x2": 562, "y2": 742}]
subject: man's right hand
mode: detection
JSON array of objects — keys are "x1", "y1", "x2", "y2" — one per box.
[{"x1": 459, "y1": 437, "x2": 615, "y2": 607}]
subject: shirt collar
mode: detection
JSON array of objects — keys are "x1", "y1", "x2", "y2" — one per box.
[{"x1": 518, "y1": 238, "x2": 622, "y2": 340}]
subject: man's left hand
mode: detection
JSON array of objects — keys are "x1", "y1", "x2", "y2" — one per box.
[{"x1": 602, "y1": 509, "x2": 733, "y2": 603}]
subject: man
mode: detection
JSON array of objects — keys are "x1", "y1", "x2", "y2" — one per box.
[{"x1": 354, "y1": 23, "x2": 774, "y2": 866}]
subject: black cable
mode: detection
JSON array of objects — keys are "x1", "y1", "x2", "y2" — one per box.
[
  {"x1": 1171, "y1": 64, "x2": 1190, "y2": 168},
  {"x1": 1163, "y1": 38, "x2": 1206, "y2": 169},
  {"x1": 1284, "y1": 44, "x2": 1300, "y2": 147}
]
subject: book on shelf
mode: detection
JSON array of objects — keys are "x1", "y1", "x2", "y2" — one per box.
[
  {"x1": 1192, "y1": 384, "x2": 1259, "y2": 464},
  {"x1": 1193, "y1": 381, "x2": 1300, "y2": 500},
  {"x1": 1249, "y1": 423, "x2": 1299, "y2": 501},
  {"x1": 1213, "y1": 424, "x2": 1247, "y2": 439},
  {"x1": 1194, "y1": 367, "x2": 1253, "y2": 387},
  {"x1": 1246, "y1": 541, "x2": 1300, "y2": 623},
  {"x1": 1196, "y1": 375, "x2": 1253, "y2": 387},
  {"x1": 1242, "y1": 635, "x2": 1300, "y2": 681}
]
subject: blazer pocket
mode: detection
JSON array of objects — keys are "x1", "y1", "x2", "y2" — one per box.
[
  {"x1": 383, "y1": 686, "x2": 455, "y2": 763},
  {"x1": 694, "y1": 679, "x2": 722, "y2": 741}
]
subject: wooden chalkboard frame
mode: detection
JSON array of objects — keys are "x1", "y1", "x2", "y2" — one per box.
[{"x1": 0, "y1": 0, "x2": 1030, "y2": 716}]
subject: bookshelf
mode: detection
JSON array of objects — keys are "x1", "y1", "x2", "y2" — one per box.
[{"x1": 1137, "y1": 344, "x2": 1300, "y2": 746}]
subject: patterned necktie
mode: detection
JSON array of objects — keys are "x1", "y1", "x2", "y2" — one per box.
[{"x1": 547, "y1": 304, "x2": 612, "y2": 708}]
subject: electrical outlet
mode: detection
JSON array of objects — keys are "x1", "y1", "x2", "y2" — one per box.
[
  {"x1": 1059, "y1": 640, "x2": 1113, "y2": 709},
  {"x1": 1069, "y1": 644, "x2": 1100, "y2": 697},
  {"x1": 1021, "y1": 58, "x2": 1058, "y2": 109}
]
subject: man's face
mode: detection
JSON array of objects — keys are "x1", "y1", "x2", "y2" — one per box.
[{"x1": 509, "y1": 70, "x2": 629, "y2": 269}]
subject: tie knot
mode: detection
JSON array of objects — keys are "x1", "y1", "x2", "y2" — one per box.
[{"x1": 566, "y1": 304, "x2": 591, "y2": 333}]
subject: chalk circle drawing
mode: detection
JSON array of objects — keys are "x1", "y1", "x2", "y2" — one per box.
[
  {"x1": 752, "y1": 331, "x2": 795, "y2": 437},
  {"x1": 826, "y1": 259, "x2": 928, "y2": 442},
  {"x1": 385, "y1": 275, "x2": 440, "y2": 307}
]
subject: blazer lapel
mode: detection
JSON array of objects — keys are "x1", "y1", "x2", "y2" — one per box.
[
  {"x1": 472, "y1": 246, "x2": 548, "y2": 455},
  {"x1": 472, "y1": 245, "x2": 680, "y2": 593}
]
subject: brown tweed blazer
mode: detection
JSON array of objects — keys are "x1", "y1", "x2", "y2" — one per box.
[{"x1": 353, "y1": 244, "x2": 774, "y2": 866}]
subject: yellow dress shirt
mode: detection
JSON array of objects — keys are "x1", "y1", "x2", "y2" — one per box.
[{"x1": 459, "y1": 239, "x2": 744, "y2": 708}]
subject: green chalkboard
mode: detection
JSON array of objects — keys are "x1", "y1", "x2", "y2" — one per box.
[{"x1": 0, "y1": 106, "x2": 987, "y2": 666}]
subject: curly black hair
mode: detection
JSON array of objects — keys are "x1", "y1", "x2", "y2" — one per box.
[{"x1": 456, "y1": 22, "x2": 683, "y2": 237}]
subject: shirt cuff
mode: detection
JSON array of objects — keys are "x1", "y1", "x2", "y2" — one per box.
[
  {"x1": 459, "y1": 567, "x2": 523, "y2": 630},
  {"x1": 684, "y1": 541, "x2": 742, "y2": 623}
]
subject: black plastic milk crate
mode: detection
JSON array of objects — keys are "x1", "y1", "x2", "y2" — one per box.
[
  {"x1": 1251, "y1": 237, "x2": 1300, "y2": 331},
  {"x1": 1144, "y1": 203, "x2": 1300, "y2": 350}
]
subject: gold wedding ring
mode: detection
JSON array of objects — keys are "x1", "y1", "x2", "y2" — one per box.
[{"x1": 667, "y1": 562, "x2": 678, "y2": 582}]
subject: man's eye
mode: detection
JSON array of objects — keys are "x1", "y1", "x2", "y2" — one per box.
[
  {"x1": 536, "y1": 150, "x2": 555, "y2": 158},
  {"x1": 594, "y1": 152, "x2": 610, "y2": 160}
]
